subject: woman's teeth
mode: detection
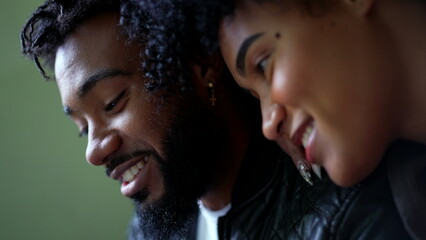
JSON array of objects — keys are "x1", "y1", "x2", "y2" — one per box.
[
  {"x1": 122, "y1": 161, "x2": 145, "y2": 182},
  {"x1": 300, "y1": 123, "x2": 322, "y2": 179},
  {"x1": 302, "y1": 125, "x2": 313, "y2": 148}
]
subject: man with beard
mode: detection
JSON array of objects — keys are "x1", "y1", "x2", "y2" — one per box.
[{"x1": 21, "y1": 0, "x2": 285, "y2": 239}]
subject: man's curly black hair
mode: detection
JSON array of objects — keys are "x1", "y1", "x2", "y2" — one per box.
[
  {"x1": 21, "y1": 0, "x2": 234, "y2": 93},
  {"x1": 21, "y1": 0, "x2": 191, "y2": 93},
  {"x1": 20, "y1": 0, "x2": 123, "y2": 80},
  {"x1": 119, "y1": 0, "x2": 235, "y2": 92},
  {"x1": 122, "y1": 0, "x2": 232, "y2": 56},
  {"x1": 21, "y1": 0, "x2": 260, "y2": 102}
]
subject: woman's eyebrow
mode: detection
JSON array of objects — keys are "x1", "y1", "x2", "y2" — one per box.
[{"x1": 236, "y1": 32, "x2": 264, "y2": 77}]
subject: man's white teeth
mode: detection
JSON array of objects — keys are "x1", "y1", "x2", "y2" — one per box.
[
  {"x1": 302, "y1": 125, "x2": 313, "y2": 148},
  {"x1": 122, "y1": 161, "x2": 145, "y2": 182},
  {"x1": 137, "y1": 161, "x2": 145, "y2": 169}
]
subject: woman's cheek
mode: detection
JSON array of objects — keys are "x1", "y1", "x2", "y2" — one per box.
[{"x1": 270, "y1": 60, "x2": 306, "y2": 107}]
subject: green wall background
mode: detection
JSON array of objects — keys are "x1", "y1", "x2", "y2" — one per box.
[{"x1": 0, "y1": 1, "x2": 133, "y2": 239}]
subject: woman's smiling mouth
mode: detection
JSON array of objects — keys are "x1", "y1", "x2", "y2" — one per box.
[
  {"x1": 291, "y1": 118, "x2": 321, "y2": 178},
  {"x1": 292, "y1": 118, "x2": 314, "y2": 151}
]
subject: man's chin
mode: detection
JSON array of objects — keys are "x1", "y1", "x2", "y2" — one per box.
[
  {"x1": 131, "y1": 189, "x2": 149, "y2": 206},
  {"x1": 131, "y1": 192, "x2": 199, "y2": 240}
]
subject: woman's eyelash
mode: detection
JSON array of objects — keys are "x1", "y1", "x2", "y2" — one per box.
[
  {"x1": 256, "y1": 57, "x2": 270, "y2": 74},
  {"x1": 104, "y1": 90, "x2": 126, "y2": 111}
]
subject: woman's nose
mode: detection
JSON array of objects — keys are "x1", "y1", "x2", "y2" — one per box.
[
  {"x1": 85, "y1": 128, "x2": 121, "y2": 166},
  {"x1": 262, "y1": 102, "x2": 286, "y2": 141}
]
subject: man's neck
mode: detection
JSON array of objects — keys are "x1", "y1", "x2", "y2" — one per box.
[
  {"x1": 200, "y1": 93, "x2": 252, "y2": 210},
  {"x1": 200, "y1": 126, "x2": 248, "y2": 210}
]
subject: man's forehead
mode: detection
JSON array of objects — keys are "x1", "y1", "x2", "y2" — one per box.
[
  {"x1": 54, "y1": 37, "x2": 79, "y2": 79},
  {"x1": 53, "y1": 13, "x2": 133, "y2": 105},
  {"x1": 54, "y1": 13, "x2": 137, "y2": 82},
  {"x1": 55, "y1": 14, "x2": 122, "y2": 66},
  {"x1": 55, "y1": 45, "x2": 85, "y2": 109},
  {"x1": 70, "y1": 12, "x2": 121, "y2": 42}
]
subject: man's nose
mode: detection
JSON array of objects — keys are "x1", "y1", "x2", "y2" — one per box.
[
  {"x1": 262, "y1": 102, "x2": 286, "y2": 141},
  {"x1": 85, "y1": 127, "x2": 121, "y2": 166}
]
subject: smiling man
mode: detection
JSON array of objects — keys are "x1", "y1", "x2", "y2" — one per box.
[
  {"x1": 54, "y1": 12, "x2": 228, "y2": 236},
  {"x1": 20, "y1": 0, "x2": 292, "y2": 239}
]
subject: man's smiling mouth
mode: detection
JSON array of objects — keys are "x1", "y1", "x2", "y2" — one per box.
[
  {"x1": 122, "y1": 160, "x2": 146, "y2": 182},
  {"x1": 108, "y1": 152, "x2": 150, "y2": 182}
]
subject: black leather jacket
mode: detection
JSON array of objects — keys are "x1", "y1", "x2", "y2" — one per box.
[
  {"x1": 215, "y1": 140, "x2": 424, "y2": 240},
  {"x1": 130, "y1": 139, "x2": 425, "y2": 239}
]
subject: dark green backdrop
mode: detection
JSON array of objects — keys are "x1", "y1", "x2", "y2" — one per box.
[{"x1": 0, "y1": 1, "x2": 133, "y2": 239}]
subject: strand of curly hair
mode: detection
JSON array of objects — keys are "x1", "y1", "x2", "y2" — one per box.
[{"x1": 21, "y1": 0, "x2": 121, "y2": 80}]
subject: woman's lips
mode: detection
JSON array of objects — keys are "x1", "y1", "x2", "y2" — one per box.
[
  {"x1": 276, "y1": 136, "x2": 314, "y2": 185},
  {"x1": 291, "y1": 118, "x2": 314, "y2": 147},
  {"x1": 289, "y1": 118, "x2": 321, "y2": 179},
  {"x1": 304, "y1": 126, "x2": 316, "y2": 164}
]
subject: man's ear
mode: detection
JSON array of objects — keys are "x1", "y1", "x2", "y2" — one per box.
[
  {"x1": 192, "y1": 53, "x2": 224, "y2": 87},
  {"x1": 191, "y1": 53, "x2": 225, "y2": 106},
  {"x1": 345, "y1": 0, "x2": 376, "y2": 17}
]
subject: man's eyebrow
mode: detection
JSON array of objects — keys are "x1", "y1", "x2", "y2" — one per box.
[
  {"x1": 78, "y1": 69, "x2": 131, "y2": 98},
  {"x1": 236, "y1": 32, "x2": 264, "y2": 77},
  {"x1": 63, "y1": 69, "x2": 132, "y2": 116}
]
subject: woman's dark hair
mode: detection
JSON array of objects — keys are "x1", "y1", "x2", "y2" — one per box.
[{"x1": 20, "y1": 0, "x2": 122, "y2": 80}]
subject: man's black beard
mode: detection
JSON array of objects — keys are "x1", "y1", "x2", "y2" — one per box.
[{"x1": 129, "y1": 95, "x2": 228, "y2": 240}]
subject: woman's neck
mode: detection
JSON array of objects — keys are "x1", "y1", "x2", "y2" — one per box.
[{"x1": 382, "y1": 0, "x2": 426, "y2": 144}]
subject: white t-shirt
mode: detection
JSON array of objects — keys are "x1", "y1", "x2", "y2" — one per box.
[{"x1": 196, "y1": 201, "x2": 232, "y2": 240}]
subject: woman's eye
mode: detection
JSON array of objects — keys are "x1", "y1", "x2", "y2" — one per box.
[
  {"x1": 104, "y1": 90, "x2": 126, "y2": 112},
  {"x1": 256, "y1": 57, "x2": 269, "y2": 74}
]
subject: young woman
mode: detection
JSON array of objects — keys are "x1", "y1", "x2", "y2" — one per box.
[{"x1": 217, "y1": 0, "x2": 426, "y2": 238}]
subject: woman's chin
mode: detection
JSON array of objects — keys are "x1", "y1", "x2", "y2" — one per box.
[{"x1": 324, "y1": 161, "x2": 373, "y2": 187}]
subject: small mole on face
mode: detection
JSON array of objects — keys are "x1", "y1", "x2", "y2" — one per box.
[{"x1": 275, "y1": 32, "x2": 281, "y2": 39}]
